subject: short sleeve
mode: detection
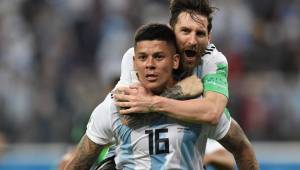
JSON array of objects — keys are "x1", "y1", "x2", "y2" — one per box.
[
  {"x1": 117, "y1": 47, "x2": 135, "y2": 87},
  {"x1": 86, "y1": 94, "x2": 115, "y2": 145},
  {"x1": 205, "y1": 139, "x2": 225, "y2": 154},
  {"x1": 201, "y1": 46, "x2": 229, "y2": 98},
  {"x1": 207, "y1": 109, "x2": 231, "y2": 140}
]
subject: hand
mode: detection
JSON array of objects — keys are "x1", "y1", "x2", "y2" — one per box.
[
  {"x1": 161, "y1": 75, "x2": 203, "y2": 100},
  {"x1": 114, "y1": 84, "x2": 155, "y2": 115},
  {"x1": 176, "y1": 75, "x2": 203, "y2": 98}
]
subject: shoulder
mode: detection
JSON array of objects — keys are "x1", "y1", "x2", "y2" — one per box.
[
  {"x1": 119, "y1": 47, "x2": 135, "y2": 86},
  {"x1": 86, "y1": 93, "x2": 117, "y2": 145},
  {"x1": 122, "y1": 47, "x2": 134, "y2": 60},
  {"x1": 202, "y1": 44, "x2": 227, "y2": 64},
  {"x1": 92, "y1": 93, "x2": 117, "y2": 118},
  {"x1": 200, "y1": 44, "x2": 228, "y2": 77}
]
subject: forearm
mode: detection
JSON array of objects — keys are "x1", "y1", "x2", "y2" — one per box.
[
  {"x1": 65, "y1": 135, "x2": 102, "y2": 170},
  {"x1": 219, "y1": 120, "x2": 259, "y2": 170},
  {"x1": 233, "y1": 143, "x2": 258, "y2": 170},
  {"x1": 114, "y1": 81, "x2": 227, "y2": 125},
  {"x1": 152, "y1": 96, "x2": 220, "y2": 124}
]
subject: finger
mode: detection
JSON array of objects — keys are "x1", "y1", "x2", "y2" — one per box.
[
  {"x1": 116, "y1": 86, "x2": 127, "y2": 91},
  {"x1": 129, "y1": 83, "x2": 146, "y2": 92},
  {"x1": 116, "y1": 86, "x2": 131, "y2": 92},
  {"x1": 119, "y1": 107, "x2": 138, "y2": 115},
  {"x1": 114, "y1": 94, "x2": 131, "y2": 101},
  {"x1": 115, "y1": 101, "x2": 132, "y2": 108},
  {"x1": 113, "y1": 87, "x2": 126, "y2": 95},
  {"x1": 123, "y1": 87, "x2": 138, "y2": 95},
  {"x1": 129, "y1": 83, "x2": 140, "y2": 89}
]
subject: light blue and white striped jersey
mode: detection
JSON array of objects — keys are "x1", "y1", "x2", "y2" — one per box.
[
  {"x1": 86, "y1": 94, "x2": 231, "y2": 170},
  {"x1": 87, "y1": 44, "x2": 230, "y2": 169}
]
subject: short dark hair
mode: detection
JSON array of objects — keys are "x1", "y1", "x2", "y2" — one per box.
[
  {"x1": 169, "y1": 0, "x2": 216, "y2": 33},
  {"x1": 134, "y1": 23, "x2": 178, "y2": 52}
]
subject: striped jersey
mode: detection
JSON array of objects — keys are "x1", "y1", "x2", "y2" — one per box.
[
  {"x1": 87, "y1": 44, "x2": 231, "y2": 169},
  {"x1": 86, "y1": 94, "x2": 231, "y2": 170}
]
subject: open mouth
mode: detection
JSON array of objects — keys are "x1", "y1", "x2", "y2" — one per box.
[
  {"x1": 145, "y1": 74, "x2": 158, "y2": 81},
  {"x1": 184, "y1": 50, "x2": 197, "y2": 58}
]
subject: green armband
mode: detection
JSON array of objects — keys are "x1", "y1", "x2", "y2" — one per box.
[
  {"x1": 203, "y1": 73, "x2": 228, "y2": 98},
  {"x1": 203, "y1": 63, "x2": 229, "y2": 97}
]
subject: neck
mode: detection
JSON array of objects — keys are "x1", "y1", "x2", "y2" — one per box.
[
  {"x1": 175, "y1": 68, "x2": 194, "y2": 80},
  {"x1": 152, "y1": 79, "x2": 177, "y2": 95}
]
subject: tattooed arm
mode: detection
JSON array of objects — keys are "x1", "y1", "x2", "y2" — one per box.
[
  {"x1": 161, "y1": 75, "x2": 203, "y2": 99},
  {"x1": 219, "y1": 119, "x2": 259, "y2": 170},
  {"x1": 114, "y1": 75, "x2": 226, "y2": 125},
  {"x1": 65, "y1": 134, "x2": 105, "y2": 170}
]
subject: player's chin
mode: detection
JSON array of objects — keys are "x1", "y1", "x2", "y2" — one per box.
[
  {"x1": 184, "y1": 62, "x2": 196, "y2": 70},
  {"x1": 145, "y1": 83, "x2": 163, "y2": 94}
]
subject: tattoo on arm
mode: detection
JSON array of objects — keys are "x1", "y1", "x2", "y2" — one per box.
[
  {"x1": 67, "y1": 134, "x2": 102, "y2": 170},
  {"x1": 161, "y1": 85, "x2": 184, "y2": 99},
  {"x1": 219, "y1": 119, "x2": 259, "y2": 170}
]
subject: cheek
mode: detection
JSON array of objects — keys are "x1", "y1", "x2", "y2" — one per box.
[
  {"x1": 176, "y1": 35, "x2": 186, "y2": 46},
  {"x1": 161, "y1": 67, "x2": 173, "y2": 79},
  {"x1": 199, "y1": 38, "x2": 209, "y2": 45}
]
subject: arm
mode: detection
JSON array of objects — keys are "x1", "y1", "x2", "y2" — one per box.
[
  {"x1": 151, "y1": 91, "x2": 227, "y2": 125},
  {"x1": 218, "y1": 119, "x2": 259, "y2": 170},
  {"x1": 65, "y1": 134, "x2": 105, "y2": 170},
  {"x1": 114, "y1": 83, "x2": 227, "y2": 125}
]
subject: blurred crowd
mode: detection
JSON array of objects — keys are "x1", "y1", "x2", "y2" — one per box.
[{"x1": 0, "y1": 0, "x2": 299, "y2": 143}]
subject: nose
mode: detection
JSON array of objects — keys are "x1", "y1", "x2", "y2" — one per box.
[
  {"x1": 187, "y1": 33, "x2": 197, "y2": 46},
  {"x1": 146, "y1": 57, "x2": 155, "y2": 69}
]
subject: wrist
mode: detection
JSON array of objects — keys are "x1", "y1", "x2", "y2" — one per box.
[
  {"x1": 151, "y1": 95, "x2": 168, "y2": 113},
  {"x1": 148, "y1": 96, "x2": 159, "y2": 112}
]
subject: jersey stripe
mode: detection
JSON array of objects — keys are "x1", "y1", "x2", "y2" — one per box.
[
  {"x1": 151, "y1": 154, "x2": 167, "y2": 170},
  {"x1": 114, "y1": 116, "x2": 136, "y2": 169},
  {"x1": 180, "y1": 125, "x2": 202, "y2": 169}
]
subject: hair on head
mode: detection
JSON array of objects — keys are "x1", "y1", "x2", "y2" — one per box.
[
  {"x1": 134, "y1": 23, "x2": 178, "y2": 52},
  {"x1": 169, "y1": 0, "x2": 217, "y2": 33}
]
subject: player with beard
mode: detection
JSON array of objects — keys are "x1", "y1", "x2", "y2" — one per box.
[
  {"x1": 116, "y1": 0, "x2": 228, "y2": 127},
  {"x1": 65, "y1": 23, "x2": 258, "y2": 170},
  {"x1": 60, "y1": 0, "x2": 243, "y2": 169}
]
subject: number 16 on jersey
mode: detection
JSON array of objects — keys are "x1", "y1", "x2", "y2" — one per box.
[{"x1": 145, "y1": 128, "x2": 169, "y2": 155}]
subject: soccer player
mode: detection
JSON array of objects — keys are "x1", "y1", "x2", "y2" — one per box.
[
  {"x1": 113, "y1": 0, "x2": 233, "y2": 168},
  {"x1": 115, "y1": 0, "x2": 228, "y2": 126},
  {"x1": 65, "y1": 23, "x2": 258, "y2": 170}
]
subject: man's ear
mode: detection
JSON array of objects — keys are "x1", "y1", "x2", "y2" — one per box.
[
  {"x1": 208, "y1": 32, "x2": 212, "y2": 43},
  {"x1": 173, "y1": 54, "x2": 180, "y2": 69}
]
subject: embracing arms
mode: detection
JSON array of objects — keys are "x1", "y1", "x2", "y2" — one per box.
[
  {"x1": 114, "y1": 75, "x2": 227, "y2": 125},
  {"x1": 149, "y1": 91, "x2": 227, "y2": 124}
]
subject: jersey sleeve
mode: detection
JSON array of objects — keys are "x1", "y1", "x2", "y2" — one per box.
[
  {"x1": 207, "y1": 109, "x2": 231, "y2": 140},
  {"x1": 205, "y1": 139, "x2": 225, "y2": 154},
  {"x1": 117, "y1": 47, "x2": 135, "y2": 87},
  {"x1": 201, "y1": 46, "x2": 229, "y2": 98},
  {"x1": 86, "y1": 94, "x2": 115, "y2": 145}
]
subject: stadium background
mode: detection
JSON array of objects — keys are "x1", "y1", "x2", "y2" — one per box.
[{"x1": 0, "y1": 0, "x2": 299, "y2": 169}]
